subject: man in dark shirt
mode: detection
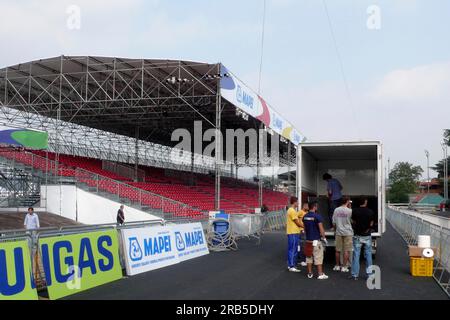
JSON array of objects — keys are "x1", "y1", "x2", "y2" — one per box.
[
  {"x1": 350, "y1": 198, "x2": 375, "y2": 280},
  {"x1": 117, "y1": 205, "x2": 125, "y2": 225},
  {"x1": 303, "y1": 201, "x2": 328, "y2": 280}
]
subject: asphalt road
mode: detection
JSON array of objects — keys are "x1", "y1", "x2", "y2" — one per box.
[{"x1": 66, "y1": 223, "x2": 448, "y2": 300}]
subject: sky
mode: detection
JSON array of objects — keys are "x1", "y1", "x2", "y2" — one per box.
[{"x1": 0, "y1": 0, "x2": 449, "y2": 178}]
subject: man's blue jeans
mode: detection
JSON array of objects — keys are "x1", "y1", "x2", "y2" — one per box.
[
  {"x1": 287, "y1": 234, "x2": 300, "y2": 268},
  {"x1": 351, "y1": 235, "x2": 373, "y2": 278}
]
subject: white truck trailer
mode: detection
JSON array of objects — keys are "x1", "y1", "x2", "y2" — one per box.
[{"x1": 297, "y1": 141, "x2": 386, "y2": 254}]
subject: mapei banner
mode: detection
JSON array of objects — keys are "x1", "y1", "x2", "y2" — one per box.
[
  {"x1": 0, "y1": 126, "x2": 48, "y2": 149},
  {"x1": 220, "y1": 64, "x2": 304, "y2": 145},
  {"x1": 174, "y1": 223, "x2": 209, "y2": 262},
  {"x1": 121, "y1": 223, "x2": 209, "y2": 276},
  {"x1": 39, "y1": 230, "x2": 122, "y2": 300},
  {"x1": 0, "y1": 240, "x2": 38, "y2": 300}
]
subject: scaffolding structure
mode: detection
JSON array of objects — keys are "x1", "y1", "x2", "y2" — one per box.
[{"x1": 0, "y1": 56, "x2": 299, "y2": 210}]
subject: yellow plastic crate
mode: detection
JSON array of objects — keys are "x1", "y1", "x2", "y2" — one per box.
[{"x1": 410, "y1": 257, "x2": 434, "y2": 277}]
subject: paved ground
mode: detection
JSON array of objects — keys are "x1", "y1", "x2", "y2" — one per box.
[
  {"x1": 66, "y1": 223, "x2": 447, "y2": 300},
  {"x1": 0, "y1": 211, "x2": 81, "y2": 230}
]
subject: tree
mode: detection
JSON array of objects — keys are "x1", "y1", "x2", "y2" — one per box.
[
  {"x1": 431, "y1": 129, "x2": 450, "y2": 193},
  {"x1": 388, "y1": 162, "x2": 423, "y2": 203},
  {"x1": 432, "y1": 158, "x2": 450, "y2": 178}
]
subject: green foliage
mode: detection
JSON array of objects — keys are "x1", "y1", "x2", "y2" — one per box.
[
  {"x1": 388, "y1": 162, "x2": 423, "y2": 203},
  {"x1": 431, "y1": 129, "x2": 449, "y2": 191},
  {"x1": 432, "y1": 158, "x2": 450, "y2": 178}
]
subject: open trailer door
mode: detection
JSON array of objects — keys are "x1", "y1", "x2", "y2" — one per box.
[{"x1": 297, "y1": 141, "x2": 385, "y2": 253}]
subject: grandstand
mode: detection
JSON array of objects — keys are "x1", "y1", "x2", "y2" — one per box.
[{"x1": 0, "y1": 56, "x2": 304, "y2": 222}]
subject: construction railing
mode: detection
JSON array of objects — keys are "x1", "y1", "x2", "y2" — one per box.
[
  {"x1": 0, "y1": 219, "x2": 165, "y2": 292},
  {"x1": 73, "y1": 167, "x2": 208, "y2": 220},
  {"x1": 0, "y1": 148, "x2": 208, "y2": 221},
  {"x1": 0, "y1": 148, "x2": 285, "y2": 221},
  {"x1": 102, "y1": 160, "x2": 146, "y2": 182},
  {"x1": 387, "y1": 206, "x2": 450, "y2": 297},
  {"x1": 263, "y1": 210, "x2": 286, "y2": 232}
]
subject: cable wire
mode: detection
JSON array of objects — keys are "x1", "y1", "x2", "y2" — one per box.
[
  {"x1": 258, "y1": 0, "x2": 267, "y2": 95},
  {"x1": 322, "y1": 0, "x2": 361, "y2": 139}
]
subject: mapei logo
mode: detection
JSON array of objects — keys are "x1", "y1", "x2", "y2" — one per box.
[
  {"x1": 128, "y1": 237, "x2": 143, "y2": 262},
  {"x1": 175, "y1": 232, "x2": 185, "y2": 251},
  {"x1": 236, "y1": 85, "x2": 254, "y2": 109},
  {"x1": 272, "y1": 115, "x2": 283, "y2": 131}
]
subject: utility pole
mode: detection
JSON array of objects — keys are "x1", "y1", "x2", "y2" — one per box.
[
  {"x1": 425, "y1": 150, "x2": 430, "y2": 194},
  {"x1": 441, "y1": 142, "x2": 448, "y2": 201},
  {"x1": 387, "y1": 157, "x2": 391, "y2": 187}
]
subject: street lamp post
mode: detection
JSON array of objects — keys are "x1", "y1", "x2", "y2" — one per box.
[
  {"x1": 425, "y1": 150, "x2": 430, "y2": 194},
  {"x1": 441, "y1": 142, "x2": 448, "y2": 201}
]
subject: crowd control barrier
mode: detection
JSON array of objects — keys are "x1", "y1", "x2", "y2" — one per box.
[
  {"x1": 263, "y1": 210, "x2": 286, "y2": 232},
  {"x1": 387, "y1": 206, "x2": 450, "y2": 298},
  {"x1": 1, "y1": 217, "x2": 215, "y2": 300},
  {"x1": 1, "y1": 210, "x2": 288, "y2": 300},
  {"x1": 230, "y1": 214, "x2": 265, "y2": 244}
]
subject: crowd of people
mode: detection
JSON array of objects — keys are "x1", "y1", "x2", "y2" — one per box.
[{"x1": 286, "y1": 173, "x2": 375, "y2": 281}]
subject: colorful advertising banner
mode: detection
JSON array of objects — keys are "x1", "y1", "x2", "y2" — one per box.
[
  {"x1": 0, "y1": 126, "x2": 48, "y2": 149},
  {"x1": 220, "y1": 64, "x2": 304, "y2": 145},
  {"x1": 39, "y1": 230, "x2": 122, "y2": 300},
  {"x1": 173, "y1": 223, "x2": 209, "y2": 262},
  {"x1": 121, "y1": 226, "x2": 179, "y2": 276},
  {"x1": 121, "y1": 223, "x2": 209, "y2": 276},
  {"x1": 0, "y1": 239, "x2": 38, "y2": 300}
]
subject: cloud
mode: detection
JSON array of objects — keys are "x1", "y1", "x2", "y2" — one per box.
[
  {"x1": 239, "y1": 60, "x2": 450, "y2": 177},
  {"x1": 371, "y1": 61, "x2": 450, "y2": 102}
]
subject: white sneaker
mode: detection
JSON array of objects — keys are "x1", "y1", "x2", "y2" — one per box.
[
  {"x1": 341, "y1": 267, "x2": 350, "y2": 273},
  {"x1": 317, "y1": 273, "x2": 329, "y2": 280},
  {"x1": 288, "y1": 267, "x2": 301, "y2": 273},
  {"x1": 300, "y1": 261, "x2": 308, "y2": 267},
  {"x1": 333, "y1": 265, "x2": 341, "y2": 271},
  {"x1": 307, "y1": 273, "x2": 314, "y2": 279}
]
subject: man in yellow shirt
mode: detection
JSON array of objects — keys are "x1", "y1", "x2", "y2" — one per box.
[{"x1": 286, "y1": 196, "x2": 304, "y2": 272}]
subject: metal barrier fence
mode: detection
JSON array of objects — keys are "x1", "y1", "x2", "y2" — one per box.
[
  {"x1": 263, "y1": 210, "x2": 286, "y2": 232},
  {"x1": 0, "y1": 219, "x2": 165, "y2": 292},
  {"x1": 230, "y1": 214, "x2": 265, "y2": 243},
  {"x1": 387, "y1": 207, "x2": 450, "y2": 297}
]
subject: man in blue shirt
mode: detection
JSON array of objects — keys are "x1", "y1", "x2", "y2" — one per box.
[
  {"x1": 303, "y1": 201, "x2": 328, "y2": 280},
  {"x1": 323, "y1": 173, "x2": 343, "y2": 227}
]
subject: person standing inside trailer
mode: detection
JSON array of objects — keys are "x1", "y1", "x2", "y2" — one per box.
[
  {"x1": 323, "y1": 173, "x2": 343, "y2": 227},
  {"x1": 286, "y1": 196, "x2": 303, "y2": 273},
  {"x1": 332, "y1": 197, "x2": 353, "y2": 273}
]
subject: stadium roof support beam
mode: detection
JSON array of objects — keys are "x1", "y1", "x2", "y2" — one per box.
[
  {"x1": 215, "y1": 64, "x2": 222, "y2": 211},
  {"x1": 0, "y1": 56, "x2": 299, "y2": 206}
]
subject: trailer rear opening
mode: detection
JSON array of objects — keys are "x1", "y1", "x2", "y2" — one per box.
[{"x1": 298, "y1": 141, "x2": 385, "y2": 251}]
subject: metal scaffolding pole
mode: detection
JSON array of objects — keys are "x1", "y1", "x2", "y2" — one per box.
[
  {"x1": 134, "y1": 126, "x2": 139, "y2": 182},
  {"x1": 214, "y1": 74, "x2": 221, "y2": 211},
  {"x1": 257, "y1": 124, "x2": 263, "y2": 209},
  {"x1": 287, "y1": 142, "x2": 291, "y2": 194}
]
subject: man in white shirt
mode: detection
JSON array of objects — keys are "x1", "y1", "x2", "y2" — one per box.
[
  {"x1": 332, "y1": 197, "x2": 353, "y2": 273},
  {"x1": 24, "y1": 207, "x2": 40, "y2": 230}
]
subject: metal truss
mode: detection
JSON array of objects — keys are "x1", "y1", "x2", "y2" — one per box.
[{"x1": 0, "y1": 56, "x2": 297, "y2": 211}]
